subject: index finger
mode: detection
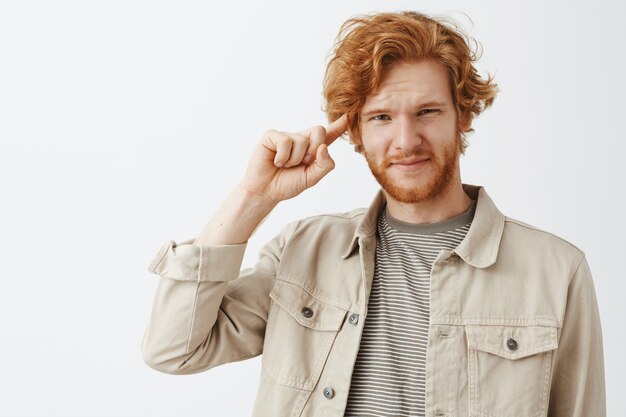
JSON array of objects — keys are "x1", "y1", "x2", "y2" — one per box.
[{"x1": 324, "y1": 114, "x2": 349, "y2": 146}]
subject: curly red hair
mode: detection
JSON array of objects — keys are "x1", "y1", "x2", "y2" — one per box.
[{"x1": 323, "y1": 11, "x2": 498, "y2": 154}]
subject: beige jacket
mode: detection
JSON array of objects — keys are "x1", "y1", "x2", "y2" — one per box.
[{"x1": 142, "y1": 184, "x2": 605, "y2": 417}]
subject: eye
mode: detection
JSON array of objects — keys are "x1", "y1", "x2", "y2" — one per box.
[
  {"x1": 371, "y1": 114, "x2": 391, "y2": 121},
  {"x1": 417, "y1": 109, "x2": 439, "y2": 116}
]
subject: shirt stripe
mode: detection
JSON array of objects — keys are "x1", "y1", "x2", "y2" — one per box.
[{"x1": 345, "y1": 201, "x2": 475, "y2": 417}]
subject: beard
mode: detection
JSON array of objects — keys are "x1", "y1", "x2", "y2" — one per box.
[{"x1": 364, "y1": 136, "x2": 460, "y2": 204}]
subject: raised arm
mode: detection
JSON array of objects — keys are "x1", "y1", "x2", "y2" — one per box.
[{"x1": 141, "y1": 116, "x2": 348, "y2": 374}]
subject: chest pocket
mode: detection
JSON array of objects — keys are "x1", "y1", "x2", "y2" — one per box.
[
  {"x1": 262, "y1": 278, "x2": 349, "y2": 391},
  {"x1": 466, "y1": 325, "x2": 558, "y2": 417}
]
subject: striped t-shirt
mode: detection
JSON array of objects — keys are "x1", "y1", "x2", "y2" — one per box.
[{"x1": 344, "y1": 200, "x2": 476, "y2": 417}]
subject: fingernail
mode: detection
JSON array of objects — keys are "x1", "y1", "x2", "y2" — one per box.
[{"x1": 303, "y1": 155, "x2": 312, "y2": 163}]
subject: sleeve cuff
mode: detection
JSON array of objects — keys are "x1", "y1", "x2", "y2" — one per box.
[{"x1": 147, "y1": 238, "x2": 247, "y2": 282}]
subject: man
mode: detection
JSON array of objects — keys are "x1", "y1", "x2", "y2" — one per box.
[{"x1": 142, "y1": 11, "x2": 605, "y2": 417}]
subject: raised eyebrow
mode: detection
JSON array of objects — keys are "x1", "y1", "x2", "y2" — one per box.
[
  {"x1": 361, "y1": 108, "x2": 391, "y2": 118},
  {"x1": 415, "y1": 100, "x2": 448, "y2": 109}
]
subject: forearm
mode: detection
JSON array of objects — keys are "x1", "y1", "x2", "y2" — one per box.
[
  {"x1": 143, "y1": 218, "x2": 291, "y2": 374},
  {"x1": 142, "y1": 276, "x2": 228, "y2": 373},
  {"x1": 194, "y1": 183, "x2": 277, "y2": 246},
  {"x1": 142, "y1": 238, "x2": 249, "y2": 373}
]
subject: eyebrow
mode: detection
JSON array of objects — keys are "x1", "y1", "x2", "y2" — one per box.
[{"x1": 361, "y1": 100, "x2": 448, "y2": 117}]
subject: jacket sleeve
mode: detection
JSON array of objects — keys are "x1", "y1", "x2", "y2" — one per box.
[
  {"x1": 548, "y1": 255, "x2": 606, "y2": 417},
  {"x1": 141, "y1": 220, "x2": 299, "y2": 375}
]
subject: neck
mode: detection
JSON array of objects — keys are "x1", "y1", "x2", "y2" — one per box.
[{"x1": 384, "y1": 180, "x2": 472, "y2": 224}]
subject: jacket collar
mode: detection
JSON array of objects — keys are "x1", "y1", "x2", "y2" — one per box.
[{"x1": 341, "y1": 183, "x2": 505, "y2": 268}]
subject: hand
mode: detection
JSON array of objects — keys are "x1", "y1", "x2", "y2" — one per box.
[{"x1": 241, "y1": 114, "x2": 349, "y2": 204}]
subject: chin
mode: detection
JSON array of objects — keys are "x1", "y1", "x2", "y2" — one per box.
[{"x1": 380, "y1": 168, "x2": 456, "y2": 204}]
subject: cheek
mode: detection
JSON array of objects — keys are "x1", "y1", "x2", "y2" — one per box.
[
  {"x1": 423, "y1": 118, "x2": 458, "y2": 142},
  {"x1": 360, "y1": 124, "x2": 390, "y2": 152}
]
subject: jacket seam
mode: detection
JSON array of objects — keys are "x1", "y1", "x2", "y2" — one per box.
[
  {"x1": 568, "y1": 252, "x2": 586, "y2": 287},
  {"x1": 197, "y1": 245, "x2": 204, "y2": 282},
  {"x1": 504, "y1": 217, "x2": 586, "y2": 256},
  {"x1": 471, "y1": 343, "x2": 557, "y2": 358},
  {"x1": 184, "y1": 281, "x2": 202, "y2": 355},
  {"x1": 432, "y1": 317, "x2": 560, "y2": 327},
  {"x1": 296, "y1": 209, "x2": 367, "y2": 222},
  {"x1": 284, "y1": 218, "x2": 303, "y2": 247},
  {"x1": 275, "y1": 273, "x2": 351, "y2": 310},
  {"x1": 205, "y1": 352, "x2": 261, "y2": 369}
]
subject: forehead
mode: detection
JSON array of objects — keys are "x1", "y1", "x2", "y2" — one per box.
[{"x1": 363, "y1": 59, "x2": 452, "y2": 108}]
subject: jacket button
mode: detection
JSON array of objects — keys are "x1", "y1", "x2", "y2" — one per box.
[
  {"x1": 323, "y1": 387, "x2": 335, "y2": 399},
  {"x1": 348, "y1": 313, "x2": 359, "y2": 325},
  {"x1": 301, "y1": 307, "x2": 314, "y2": 318},
  {"x1": 507, "y1": 338, "x2": 518, "y2": 351}
]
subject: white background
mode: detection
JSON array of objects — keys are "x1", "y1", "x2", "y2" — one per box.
[{"x1": 1, "y1": 0, "x2": 624, "y2": 416}]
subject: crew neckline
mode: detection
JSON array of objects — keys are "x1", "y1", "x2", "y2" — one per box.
[{"x1": 383, "y1": 199, "x2": 477, "y2": 235}]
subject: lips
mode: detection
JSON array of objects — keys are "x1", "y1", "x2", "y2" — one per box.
[
  {"x1": 391, "y1": 157, "x2": 429, "y2": 166},
  {"x1": 387, "y1": 157, "x2": 430, "y2": 172}
]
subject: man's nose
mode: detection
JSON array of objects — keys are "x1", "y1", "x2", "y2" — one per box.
[{"x1": 392, "y1": 116, "x2": 422, "y2": 150}]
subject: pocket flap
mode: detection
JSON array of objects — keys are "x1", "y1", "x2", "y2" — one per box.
[
  {"x1": 466, "y1": 325, "x2": 558, "y2": 360},
  {"x1": 269, "y1": 279, "x2": 348, "y2": 332}
]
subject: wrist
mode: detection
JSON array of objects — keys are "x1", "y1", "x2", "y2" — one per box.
[{"x1": 236, "y1": 183, "x2": 279, "y2": 212}]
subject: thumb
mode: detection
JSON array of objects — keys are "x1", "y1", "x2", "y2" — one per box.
[{"x1": 306, "y1": 144, "x2": 335, "y2": 187}]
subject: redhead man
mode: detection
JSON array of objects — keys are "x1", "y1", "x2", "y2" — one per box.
[{"x1": 142, "y1": 11, "x2": 605, "y2": 417}]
